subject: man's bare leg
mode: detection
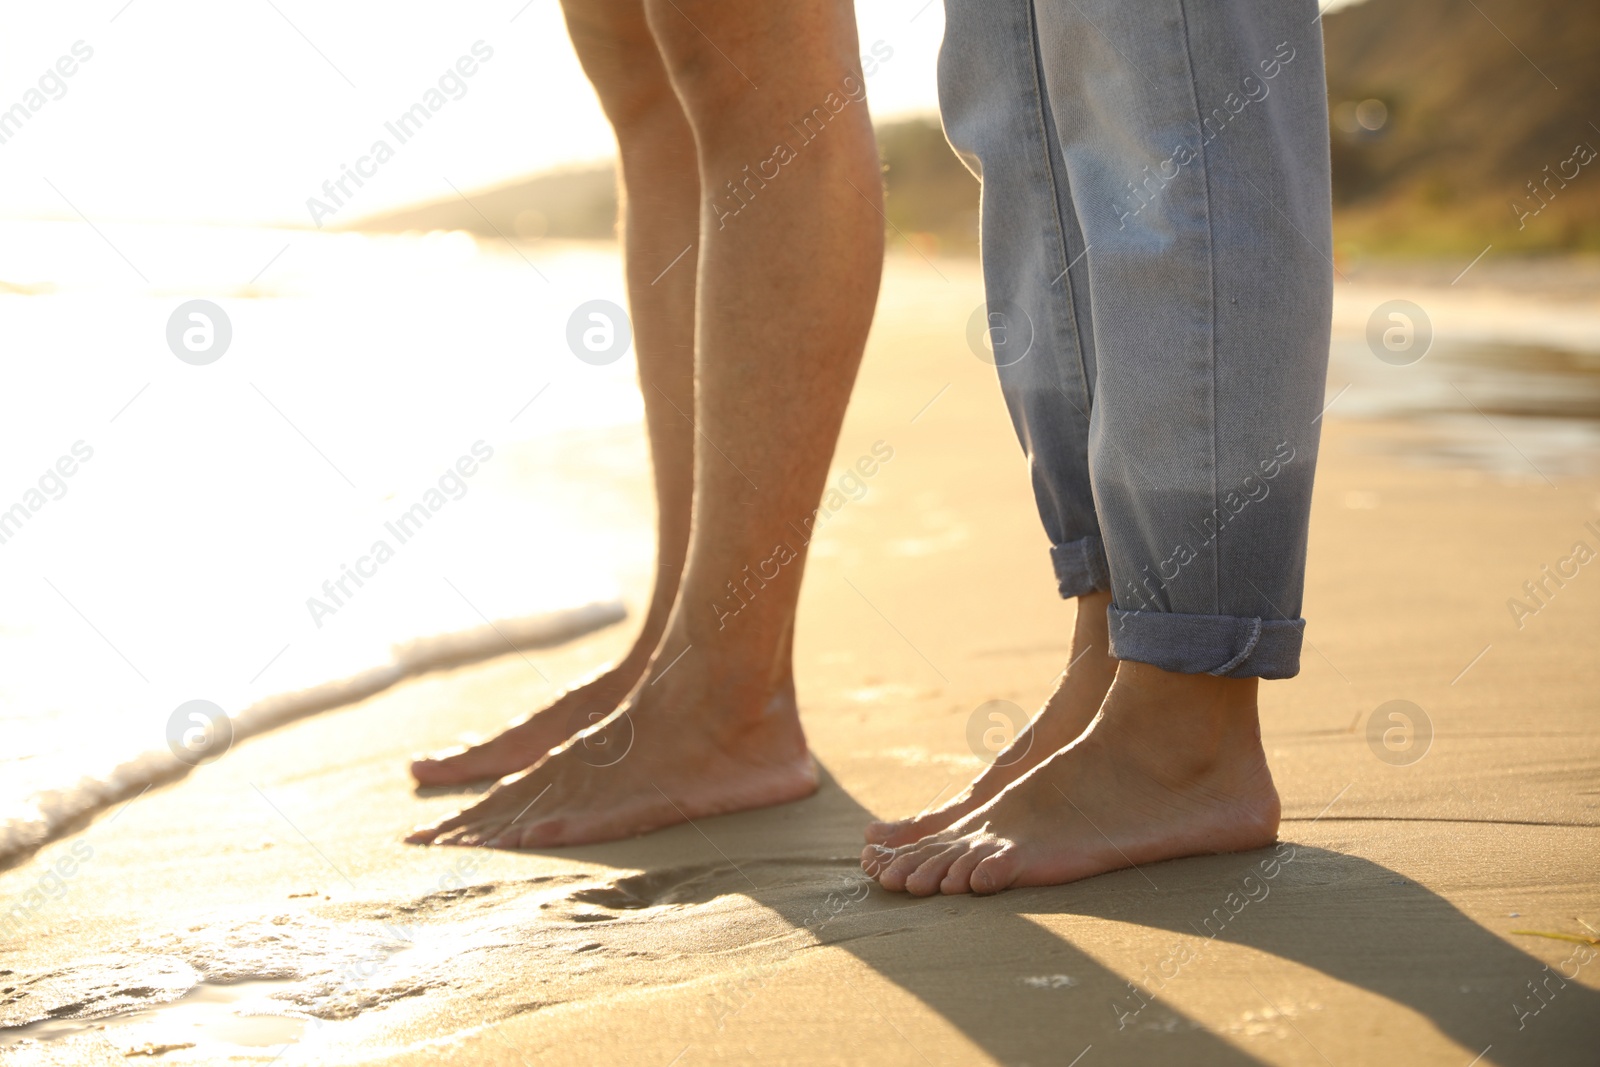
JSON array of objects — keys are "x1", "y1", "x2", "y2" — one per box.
[
  {"x1": 409, "y1": 0, "x2": 883, "y2": 846},
  {"x1": 863, "y1": 663, "x2": 1280, "y2": 895},
  {"x1": 412, "y1": 1, "x2": 698, "y2": 786},
  {"x1": 864, "y1": 591, "x2": 1117, "y2": 847}
]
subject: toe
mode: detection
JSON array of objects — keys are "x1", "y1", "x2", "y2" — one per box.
[
  {"x1": 970, "y1": 847, "x2": 1022, "y2": 895},
  {"x1": 878, "y1": 842, "x2": 942, "y2": 892},
  {"x1": 406, "y1": 811, "x2": 471, "y2": 844},
  {"x1": 411, "y1": 757, "x2": 487, "y2": 787},
  {"x1": 487, "y1": 816, "x2": 565, "y2": 849},
  {"x1": 940, "y1": 841, "x2": 1001, "y2": 894},
  {"x1": 409, "y1": 748, "x2": 469, "y2": 785},
  {"x1": 864, "y1": 816, "x2": 940, "y2": 848},
  {"x1": 410, "y1": 795, "x2": 511, "y2": 843},
  {"x1": 410, "y1": 735, "x2": 522, "y2": 784},
  {"x1": 904, "y1": 845, "x2": 965, "y2": 897},
  {"x1": 414, "y1": 796, "x2": 520, "y2": 847},
  {"x1": 860, "y1": 844, "x2": 897, "y2": 878}
]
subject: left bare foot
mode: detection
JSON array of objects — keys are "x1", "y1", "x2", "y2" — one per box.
[
  {"x1": 862, "y1": 662, "x2": 1280, "y2": 895},
  {"x1": 406, "y1": 639, "x2": 817, "y2": 849}
]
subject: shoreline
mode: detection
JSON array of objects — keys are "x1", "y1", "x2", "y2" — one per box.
[{"x1": 0, "y1": 602, "x2": 625, "y2": 876}]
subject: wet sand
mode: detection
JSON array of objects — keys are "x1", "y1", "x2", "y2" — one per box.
[{"x1": 3, "y1": 257, "x2": 1598, "y2": 1065}]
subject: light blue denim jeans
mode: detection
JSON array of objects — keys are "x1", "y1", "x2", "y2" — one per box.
[{"x1": 940, "y1": 0, "x2": 1333, "y2": 679}]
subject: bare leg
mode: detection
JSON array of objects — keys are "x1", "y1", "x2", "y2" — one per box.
[
  {"x1": 864, "y1": 591, "x2": 1117, "y2": 847},
  {"x1": 409, "y1": 0, "x2": 883, "y2": 846},
  {"x1": 412, "y1": 0, "x2": 698, "y2": 786},
  {"x1": 863, "y1": 664, "x2": 1280, "y2": 895}
]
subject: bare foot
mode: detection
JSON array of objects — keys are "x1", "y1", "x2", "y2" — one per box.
[
  {"x1": 406, "y1": 644, "x2": 818, "y2": 848},
  {"x1": 861, "y1": 662, "x2": 1280, "y2": 895},
  {"x1": 410, "y1": 661, "x2": 646, "y2": 786},
  {"x1": 863, "y1": 591, "x2": 1118, "y2": 848}
]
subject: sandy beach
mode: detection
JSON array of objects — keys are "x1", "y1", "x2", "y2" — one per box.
[{"x1": 3, "y1": 255, "x2": 1597, "y2": 1065}]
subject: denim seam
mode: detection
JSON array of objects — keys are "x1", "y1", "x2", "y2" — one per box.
[
  {"x1": 1027, "y1": 0, "x2": 1106, "y2": 563},
  {"x1": 1023, "y1": 2, "x2": 1094, "y2": 413},
  {"x1": 1173, "y1": 0, "x2": 1222, "y2": 615},
  {"x1": 1209, "y1": 617, "x2": 1262, "y2": 675}
]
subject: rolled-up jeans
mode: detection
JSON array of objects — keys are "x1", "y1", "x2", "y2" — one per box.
[{"x1": 940, "y1": 0, "x2": 1333, "y2": 678}]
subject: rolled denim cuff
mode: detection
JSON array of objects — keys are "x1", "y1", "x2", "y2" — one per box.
[
  {"x1": 1107, "y1": 608, "x2": 1304, "y2": 679},
  {"x1": 1050, "y1": 536, "x2": 1111, "y2": 599}
]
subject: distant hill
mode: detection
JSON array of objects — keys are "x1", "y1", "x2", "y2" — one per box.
[
  {"x1": 347, "y1": 119, "x2": 981, "y2": 251},
  {"x1": 1323, "y1": 0, "x2": 1600, "y2": 254},
  {"x1": 352, "y1": 165, "x2": 618, "y2": 240},
  {"x1": 353, "y1": 0, "x2": 1598, "y2": 256}
]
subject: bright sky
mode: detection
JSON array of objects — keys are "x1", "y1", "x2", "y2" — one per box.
[
  {"x1": 0, "y1": 1, "x2": 948, "y2": 227},
  {"x1": 0, "y1": 0, "x2": 1366, "y2": 228}
]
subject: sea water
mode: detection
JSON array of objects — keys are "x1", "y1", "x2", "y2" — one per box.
[{"x1": 0, "y1": 221, "x2": 648, "y2": 863}]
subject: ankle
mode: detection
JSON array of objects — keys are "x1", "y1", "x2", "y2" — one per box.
[
  {"x1": 668, "y1": 592, "x2": 799, "y2": 678},
  {"x1": 1101, "y1": 662, "x2": 1262, "y2": 774},
  {"x1": 642, "y1": 627, "x2": 797, "y2": 723},
  {"x1": 1069, "y1": 591, "x2": 1118, "y2": 681}
]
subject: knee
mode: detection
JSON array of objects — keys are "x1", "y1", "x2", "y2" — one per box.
[
  {"x1": 642, "y1": 0, "x2": 755, "y2": 115},
  {"x1": 561, "y1": 0, "x2": 679, "y2": 135},
  {"x1": 643, "y1": 0, "x2": 856, "y2": 128}
]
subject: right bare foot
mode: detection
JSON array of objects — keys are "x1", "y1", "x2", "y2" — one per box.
[
  {"x1": 410, "y1": 661, "x2": 645, "y2": 786},
  {"x1": 863, "y1": 591, "x2": 1118, "y2": 848}
]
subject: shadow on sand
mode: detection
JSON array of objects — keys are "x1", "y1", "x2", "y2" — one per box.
[{"x1": 512, "y1": 765, "x2": 1597, "y2": 1066}]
